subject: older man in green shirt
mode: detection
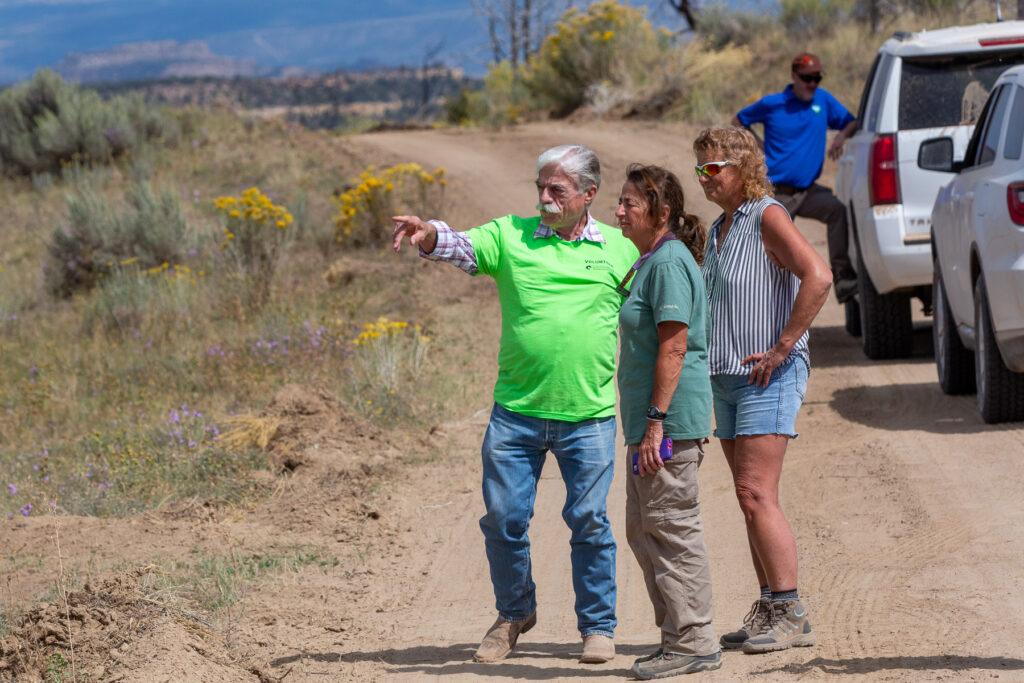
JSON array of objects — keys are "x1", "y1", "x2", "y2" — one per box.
[{"x1": 392, "y1": 145, "x2": 638, "y2": 665}]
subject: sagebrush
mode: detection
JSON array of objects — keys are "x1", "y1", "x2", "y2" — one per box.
[{"x1": 0, "y1": 70, "x2": 180, "y2": 177}]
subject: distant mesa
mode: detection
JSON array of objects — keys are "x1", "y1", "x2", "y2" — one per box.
[{"x1": 56, "y1": 40, "x2": 262, "y2": 83}]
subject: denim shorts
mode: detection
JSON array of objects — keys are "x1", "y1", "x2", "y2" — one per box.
[{"x1": 711, "y1": 359, "x2": 808, "y2": 440}]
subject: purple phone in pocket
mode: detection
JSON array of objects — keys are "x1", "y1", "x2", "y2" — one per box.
[{"x1": 632, "y1": 437, "x2": 673, "y2": 474}]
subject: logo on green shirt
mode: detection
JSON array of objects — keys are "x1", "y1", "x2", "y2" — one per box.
[{"x1": 585, "y1": 259, "x2": 613, "y2": 271}]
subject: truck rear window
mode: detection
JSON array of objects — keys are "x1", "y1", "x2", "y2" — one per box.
[{"x1": 899, "y1": 50, "x2": 1024, "y2": 130}]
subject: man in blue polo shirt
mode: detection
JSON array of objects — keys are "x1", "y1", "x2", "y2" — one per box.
[{"x1": 733, "y1": 52, "x2": 859, "y2": 300}]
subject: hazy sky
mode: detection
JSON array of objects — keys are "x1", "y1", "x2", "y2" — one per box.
[{"x1": 0, "y1": 0, "x2": 717, "y2": 82}]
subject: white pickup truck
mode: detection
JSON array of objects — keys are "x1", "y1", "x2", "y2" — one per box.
[{"x1": 835, "y1": 21, "x2": 1024, "y2": 359}]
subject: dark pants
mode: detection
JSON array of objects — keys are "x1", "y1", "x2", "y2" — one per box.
[{"x1": 774, "y1": 183, "x2": 855, "y2": 283}]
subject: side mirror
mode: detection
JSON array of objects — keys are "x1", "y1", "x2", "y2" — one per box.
[{"x1": 918, "y1": 137, "x2": 960, "y2": 173}]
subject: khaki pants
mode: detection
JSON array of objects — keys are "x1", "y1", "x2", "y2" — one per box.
[{"x1": 625, "y1": 439, "x2": 718, "y2": 656}]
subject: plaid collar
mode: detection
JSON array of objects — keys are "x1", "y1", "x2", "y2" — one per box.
[{"x1": 533, "y1": 213, "x2": 605, "y2": 243}]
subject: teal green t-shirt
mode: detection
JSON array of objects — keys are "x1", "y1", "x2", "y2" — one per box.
[
  {"x1": 468, "y1": 214, "x2": 639, "y2": 421},
  {"x1": 617, "y1": 240, "x2": 712, "y2": 444}
]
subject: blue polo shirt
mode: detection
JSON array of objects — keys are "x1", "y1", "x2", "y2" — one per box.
[{"x1": 737, "y1": 85, "x2": 855, "y2": 189}]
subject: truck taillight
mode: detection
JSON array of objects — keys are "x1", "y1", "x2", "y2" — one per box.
[
  {"x1": 870, "y1": 134, "x2": 900, "y2": 206},
  {"x1": 979, "y1": 36, "x2": 1024, "y2": 47},
  {"x1": 1009, "y1": 182, "x2": 1024, "y2": 226}
]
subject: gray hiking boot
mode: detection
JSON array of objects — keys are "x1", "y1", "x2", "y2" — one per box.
[
  {"x1": 632, "y1": 648, "x2": 663, "y2": 666},
  {"x1": 632, "y1": 651, "x2": 722, "y2": 679},
  {"x1": 742, "y1": 599, "x2": 815, "y2": 654},
  {"x1": 720, "y1": 598, "x2": 770, "y2": 650}
]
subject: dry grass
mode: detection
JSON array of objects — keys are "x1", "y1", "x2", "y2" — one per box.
[
  {"x1": 0, "y1": 108, "x2": 481, "y2": 521},
  {"x1": 217, "y1": 416, "x2": 282, "y2": 451}
]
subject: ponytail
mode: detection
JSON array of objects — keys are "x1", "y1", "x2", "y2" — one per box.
[{"x1": 672, "y1": 211, "x2": 706, "y2": 265}]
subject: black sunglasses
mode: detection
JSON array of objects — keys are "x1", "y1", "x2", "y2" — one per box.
[{"x1": 796, "y1": 72, "x2": 823, "y2": 84}]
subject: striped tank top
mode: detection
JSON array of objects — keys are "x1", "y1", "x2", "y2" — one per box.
[{"x1": 701, "y1": 195, "x2": 809, "y2": 376}]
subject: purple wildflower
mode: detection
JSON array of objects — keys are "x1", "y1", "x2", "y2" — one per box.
[
  {"x1": 6, "y1": 483, "x2": 16, "y2": 495},
  {"x1": 19, "y1": 503, "x2": 32, "y2": 517}
]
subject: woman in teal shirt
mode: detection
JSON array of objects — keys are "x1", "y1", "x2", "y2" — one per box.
[{"x1": 615, "y1": 164, "x2": 720, "y2": 679}]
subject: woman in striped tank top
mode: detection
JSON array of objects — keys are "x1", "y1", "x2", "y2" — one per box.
[{"x1": 694, "y1": 127, "x2": 832, "y2": 655}]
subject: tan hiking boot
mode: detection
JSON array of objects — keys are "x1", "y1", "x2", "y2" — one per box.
[
  {"x1": 579, "y1": 634, "x2": 615, "y2": 663},
  {"x1": 742, "y1": 599, "x2": 815, "y2": 654},
  {"x1": 720, "y1": 598, "x2": 770, "y2": 650},
  {"x1": 473, "y1": 612, "x2": 537, "y2": 663}
]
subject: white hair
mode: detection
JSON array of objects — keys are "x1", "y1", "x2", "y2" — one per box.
[{"x1": 535, "y1": 144, "x2": 601, "y2": 192}]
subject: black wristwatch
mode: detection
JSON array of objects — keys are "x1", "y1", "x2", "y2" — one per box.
[{"x1": 646, "y1": 405, "x2": 667, "y2": 421}]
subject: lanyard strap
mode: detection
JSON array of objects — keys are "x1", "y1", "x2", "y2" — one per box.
[{"x1": 617, "y1": 233, "x2": 677, "y2": 296}]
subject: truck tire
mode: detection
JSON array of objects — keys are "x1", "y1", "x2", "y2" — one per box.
[
  {"x1": 933, "y1": 263, "x2": 975, "y2": 395},
  {"x1": 974, "y1": 274, "x2": 1024, "y2": 423},
  {"x1": 858, "y1": 254, "x2": 913, "y2": 360},
  {"x1": 844, "y1": 298, "x2": 862, "y2": 337}
]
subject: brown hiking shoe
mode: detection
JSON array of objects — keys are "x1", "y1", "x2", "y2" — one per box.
[
  {"x1": 720, "y1": 598, "x2": 770, "y2": 650},
  {"x1": 579, "y1": 634, "x2": 615, "y2": 663},
  {"x1": 473, "y1": 612, "x2": 537, "y2": 662},
  {"x1": 742, "y1": 599, "x2": 815, "y2": 654}
]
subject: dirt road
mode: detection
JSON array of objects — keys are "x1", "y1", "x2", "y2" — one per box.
[
  {"x1": 5, "y1": 121, "x2": 1022, "y2": 682},
  {"x1": 330, "y1": 122, "x2": 1024, "y2": 681}
]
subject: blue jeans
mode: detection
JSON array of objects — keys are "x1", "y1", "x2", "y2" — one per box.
[
  {"x1": 711, "y1": 358, "x2": 808, "y2": 439},
  {"x1": 479, "y1": 403, "x2": 617, "y2": 637}
]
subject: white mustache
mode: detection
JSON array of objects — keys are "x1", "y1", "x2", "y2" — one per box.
[{"x1": 536, "y1": 202, "x2": 561, "y2": 213}]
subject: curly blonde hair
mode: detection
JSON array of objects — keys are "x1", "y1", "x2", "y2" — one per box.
[{"x1": 693, "y1": 127, "x2": 773, "y2": 201}]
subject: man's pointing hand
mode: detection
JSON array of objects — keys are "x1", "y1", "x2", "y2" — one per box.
[{"x1": 392, "y1": 215, "x2": 437, "y2": 254}]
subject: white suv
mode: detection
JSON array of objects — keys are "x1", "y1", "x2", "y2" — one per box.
[
  {"x1": 835, "y1": 21, "x2": 1024, "y2": 359},
  {"x1": 926, "y1": 64, "x2": 1024, "y2": 423}
]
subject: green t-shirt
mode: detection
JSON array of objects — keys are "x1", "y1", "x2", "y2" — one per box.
[
  {"x1": 468, "y1": 214, "x2": 639, "y2": 421},
  {"x1": 617, "y1": 240, "x2": 712, "y2": 444}
]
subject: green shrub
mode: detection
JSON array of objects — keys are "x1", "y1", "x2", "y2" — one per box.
[
  {"x1": 44, "y1": 181, "x2": 192, "y2": 298},
  {"x1": 465, "y1": 0, "x2": 671, "y2": 122},
  {"x1": 213, "y1": 187, "x2": 294, "y2": 309},
  {"x1": 525, "y1": 0, "x2": 671, "y2": 117},
  {"x1": 333, "y1": 164, "x2": 446, "y2": 248},
  {"x1": 472, "y1": 62, "x2": 533, "y2": 125},
  {"x1": 82, "y1": 265, "x2": 202, "y2": 338},
  {"x1": 0, "y1": 70, "x2": 180, "y2": 177}
]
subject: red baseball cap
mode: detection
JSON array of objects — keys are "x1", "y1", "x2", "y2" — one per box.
[{"x1": 791, "y1": 52, "x2": 823, "y2": 73}]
